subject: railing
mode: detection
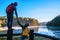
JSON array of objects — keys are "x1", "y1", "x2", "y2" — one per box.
[{"x1": 0, "y1": 29, "x2": 60, "y2": 40}]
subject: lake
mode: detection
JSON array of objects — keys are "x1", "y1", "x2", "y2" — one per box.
[
  {"x1": 0, "y1": 26, "x2": 60, "y2": 39},
  {"x1": 13, "y1": 26, "x2": 60, "y2": 39}
]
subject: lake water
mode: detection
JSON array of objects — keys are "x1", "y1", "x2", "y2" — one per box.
[
  {"x1": 0, "y1": 26, "x2": 60, "y2": 39},
  {"x1": 37, "y1": 26, "x2": 60, "y2": 39},
  {"x1": 13, "y1": 26, "x2": 60, "y2": 39}
]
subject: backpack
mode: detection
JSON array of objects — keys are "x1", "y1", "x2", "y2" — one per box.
[{"x1": 6, "y1": 5, "x2": 14, "y2": 13}]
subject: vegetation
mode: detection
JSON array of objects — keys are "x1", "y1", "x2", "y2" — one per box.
[
  {"x1": 46, "y1": 15, "x2": 60, "y2": 26},
  {"x1": 0, "y1": 16, "x2": 39, "y2": 27},
  {"x1": 0, "y1": 36, "x2": 51, "y2": 40},
  {"x1": 0, "y1": 31, "x2": 51, "y2": 40}
]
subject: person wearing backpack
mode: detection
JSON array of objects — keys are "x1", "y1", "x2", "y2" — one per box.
[
  {"x1": 6, "y1": 2, "x2": 18, "y2": 40},
  {"x1": 6, "y1": 2, "x2": 18, "y2": 30}
]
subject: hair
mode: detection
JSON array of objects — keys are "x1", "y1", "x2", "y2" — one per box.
[
  {"x1": 25, "y1": 23, "x2": 29, "y2": 27},
  {"x1": 14, "y1": 2, "x2": 17, "y2": 6},
  {"x1": 11, "y1": 3, "x2": 13, "y2": 5}
]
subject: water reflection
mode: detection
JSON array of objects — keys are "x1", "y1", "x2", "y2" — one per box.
[
  {"x1": 37, "y1": 26, "x2": 55, "y2": 37},
  {"x1": 0, "y1": 26, "x2": 60, "y2": 39},
  {"x1": 12, "y1": 26, "x2": 60, "y2": 39},
  {"x1": 46, "y1": 26, "x2": 60, "y2": 38}
]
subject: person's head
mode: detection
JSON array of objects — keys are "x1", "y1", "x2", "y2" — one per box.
[
  {"x1": 14, "y1": 2, "x2": 17, "y2": 6},
  {"x1": 24, "y1": 23, "x2": 29, "y2": 27},
  {"x1": 11, "y1": 3, "x2": 14, "y2": 5}
]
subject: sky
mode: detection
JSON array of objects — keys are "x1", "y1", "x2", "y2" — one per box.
[{"x1": 0, "y1": 0, "x2": 60, "y2": 22}]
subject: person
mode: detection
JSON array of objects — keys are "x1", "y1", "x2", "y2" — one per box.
[
  {"x1": 17, "y1": 21, "x2": 29, "y2": 40},
  {"x1": 6, "y1": 2, "x2": 18, "y2": 40},
  {"x1": 6, "y1": 2, "x2": 18, "y2": 30}
]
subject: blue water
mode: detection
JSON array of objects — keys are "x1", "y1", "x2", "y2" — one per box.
[
  {"x1": 37, "y1": 26, "x2": 60, "y2": 39},
  {"x1": 13, "y1": 26, "x2": 60, "y2": 39},
  {"x1": 0, "y1": 26, "x2": 59, "y2": 39}
]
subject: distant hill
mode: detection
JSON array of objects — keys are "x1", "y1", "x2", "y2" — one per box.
[
  {"x1": 39, "y1": 22, "x2": 47, "y2": 26},
  {"x1": 46, "y1": 15, "x2": 60, "y2": 26}
]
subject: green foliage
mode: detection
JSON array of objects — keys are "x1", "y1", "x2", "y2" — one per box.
[
  {"x1": 0, "y1": 36, "x2": 51, "y2": 40},
  {"x1": 0, "y1": 31, "x2": 51, "y2": 40},
  {"x1": 46, "y1": 15, "x2": 60, "y2": 26}
]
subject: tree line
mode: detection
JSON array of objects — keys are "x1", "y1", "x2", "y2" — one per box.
[{"x1": 0, "y1": 16, "x2": 39, "y2": 27}]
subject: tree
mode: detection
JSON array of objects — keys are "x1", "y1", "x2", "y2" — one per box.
[{"x1": 46, "y1": 15, "x2": 60, "y2": 26}]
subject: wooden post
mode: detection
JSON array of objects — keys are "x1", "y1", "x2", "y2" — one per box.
[
  {"x1": 7, "y1": 28, "x2": 13, "y2": 40},
  {"x1": 29, "y1": 29, "x2": 34, "y2": 40}
]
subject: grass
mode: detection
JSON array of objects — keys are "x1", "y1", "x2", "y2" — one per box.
[
  {"x1": 34, "y1": 35, "x2": 51, "y2": 40},
  {"x1": 0, "y1": 31, "x2": 52, "y2": 40},
  {"x1": 0, "y1": 37, "x2": 7, "y2": 40},
  {"x1": 0, "y1": 36, "x2": 52, "y2": 40},
  {"x1": 0, "y1": 36, "x2": 28, "y2": 40}
]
